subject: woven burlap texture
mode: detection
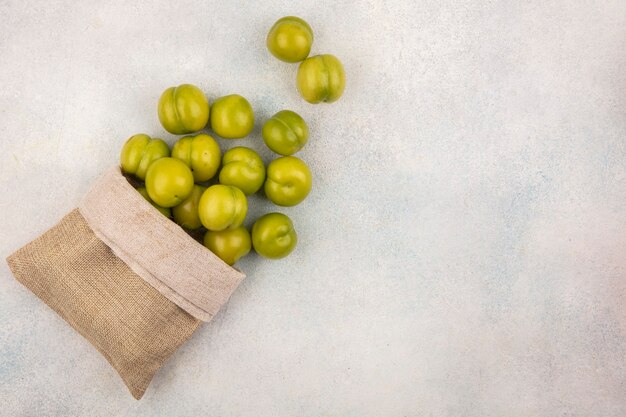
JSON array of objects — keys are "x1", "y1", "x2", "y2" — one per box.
[
  {"x1": 79, "y1": 166, "x2": 246, "y2": 321},
  {"x1": 6, "y1": 166, "x2": 247, "y2": 399},
  {"x1": 7, "y1": 209, "x2": 200, "y2": 399}
]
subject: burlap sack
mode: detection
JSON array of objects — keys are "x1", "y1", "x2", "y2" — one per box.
[{"x1": 6, "y1": 166, "x2": 245, "y2": 399}]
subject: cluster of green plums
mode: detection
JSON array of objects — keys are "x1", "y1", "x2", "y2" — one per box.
[
  {"x1": 121, "y1": 85, "x2": 312, "y2": 265},
  {"x1": 119, "y1": 16, "x2": 342, "y2": 266},
  {"x1": 267, "y1": 16, "x2": 345, "y2": 103}
]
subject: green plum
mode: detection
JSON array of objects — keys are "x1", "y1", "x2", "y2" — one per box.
[
  {"x1": 120, "y1": 134, "x2": 170, "y2": 180},
  {"x1": 203, "y1": 227, "x2": 251, "y2": 265},
  {"x1": 136, "y1": 187, "x2": 171, "y2": 217},
  {"x1": 251, "y1": 213, "x2": 297, "y2": 259},
  {"x1": 296, "y1": 54, "x2": 345, "y2": 103},
  {"x1": 219, "y1": 147, "x2": 265, "y2": 195},
  {"x1": 198, "y1": 184, "x2": 247, "y2": 231},
  {"x1": 209, "y1": 94, "x2": 254, "y2": 139},
  {"x1": 262, "y1": 110, "x2": 308, "y2": 155},
  {"x1": 264, "y1": 156, "x2": 312, "y2": 206},
  {"x1": 266, "y1": 16, "x2": 313, "y2": 63},
  {"x1": 171, "y1": 134, "x2": 221, "y2": 182},
  {"x1": 172, "y1": 184, "x2": 206, "y2": 230},
  {"x1": 158, "y1": 84, "x2": 210, "y2": 134},
  {"x1": 145, "y1": 157, "x2": 194, "y2": 207}
]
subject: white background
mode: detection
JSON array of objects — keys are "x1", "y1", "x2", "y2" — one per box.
[{"x1": 1, "y1": 1, "x2": 625, "y2": 416}]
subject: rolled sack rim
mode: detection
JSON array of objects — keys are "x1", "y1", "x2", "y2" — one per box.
[{"x1": 78, "y1": 165, "x2": 245, "y2": 321}]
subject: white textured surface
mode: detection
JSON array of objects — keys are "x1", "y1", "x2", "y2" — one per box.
[{"x1": 1, "y1": 1, "x2": 625, "y2": 415}]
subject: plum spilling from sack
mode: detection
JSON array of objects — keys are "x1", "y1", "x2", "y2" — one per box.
[
  {"x1": 121, "y1": 91, "x2": 311, "y2": 264},
  {"x1": 119, "y1": 16, "x2": 344, "y2": 265}
]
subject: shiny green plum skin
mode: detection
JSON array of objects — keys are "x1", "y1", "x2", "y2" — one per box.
[
  {"x1": 209, "y1": 94, "x2": 254, "y2": 139},
  {"x1": 137, "y1": 187, "x2": 171, "y2": 217},
  {"x1": 203, "y1": 227, "x2": 251, "y2": 265},
  {"x1": 158, "y1": 84, "x2": 210, "y2": 134},
  {"x1": 172, "y1": 184, "x2": 206, "y2": 230},
  {"x1": 145, "y1": 157, "x2": 195, "y2": 208},
  {"x1": 264, "y1": 156, "x2": 312, "y2": 206},
  {"x1": 296, "y1": 54, "x2": 345, "y2": 103},
  {"x1": 171, "y1": 134, "x2": 221, "y2": 182},
  {"x1": 120, "y1": 134, "x2": 170, "y2": 180},
  {"x1": 266, "y1": 16, "x2": 313, "y2": 63},
  {"x1": 251, "y1": 213, "x2": 297, "y2": 259},
  {"x1": 262, "y1": 110, "x2": 308, "y2": 155},
  {"x1": 219, "y1": 147, "x2": 265, "y2": 195},
  {"x1": 198, "y1": 184, "x2": 248, "y2": 231}
]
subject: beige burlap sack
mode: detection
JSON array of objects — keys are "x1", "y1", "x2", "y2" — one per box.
[{"x1": 6, "y1": 166, "x2": 245, "y2": 399}]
